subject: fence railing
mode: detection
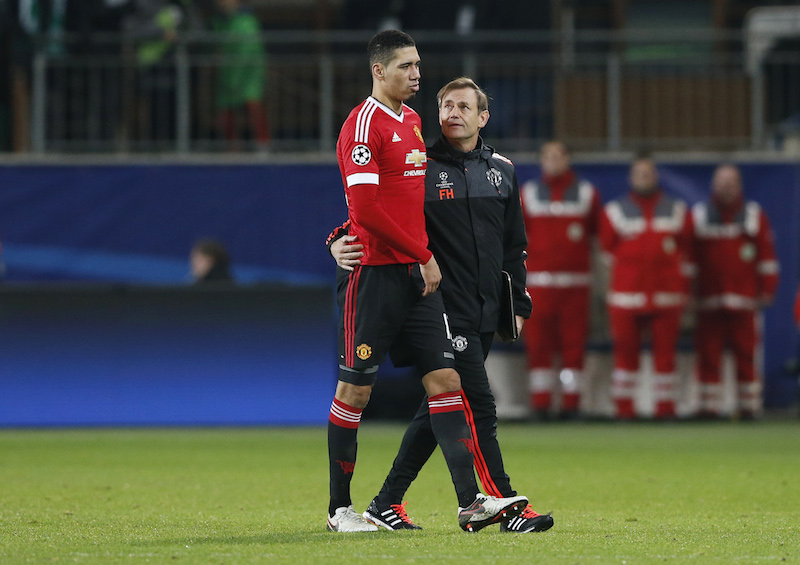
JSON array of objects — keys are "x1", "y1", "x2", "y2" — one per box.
[{"x1": 11, "y1": 29, "x2": 800, "y2": 154}]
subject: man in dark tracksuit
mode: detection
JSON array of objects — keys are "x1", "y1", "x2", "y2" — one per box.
[{"x1": 328, "y1": 77, "x2": 554, "y2": 533}]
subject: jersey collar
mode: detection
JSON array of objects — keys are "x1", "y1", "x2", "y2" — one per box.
[{"x1": 367, "y1": 96, "x2": 406, "y2": 123}]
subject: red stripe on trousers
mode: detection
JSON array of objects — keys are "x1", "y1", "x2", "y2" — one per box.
[
  {"x1": 344, "y1": 267, "x2": 361, "y2": 367},
  {"x1": 462, "y1": 392, "x2": 502, "y2": 497}
]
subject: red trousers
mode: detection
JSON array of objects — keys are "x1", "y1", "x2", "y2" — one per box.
[
  {"x1": 695, "y1": 309, "x2": 761, "y2": 414},
  {"x1": 608, "y1": 306, "x2": 682, "y2": 418},
  {"x1": 219, "y1": 100, "x2": 270, "y2": 146},
  {"x1": 524, "y1": 286, "x2": 590, "y2": 370},
  {"x1": 523, "y1": 287, "x2": 589, "y2": 412},
  {"x1": 609, "y1": 307, "x2": 682, "y2": 373}
]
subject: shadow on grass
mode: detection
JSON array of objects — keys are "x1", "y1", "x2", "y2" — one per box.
[{"x1": 130, "y1": 529, "x2": 438, "y2": 548}]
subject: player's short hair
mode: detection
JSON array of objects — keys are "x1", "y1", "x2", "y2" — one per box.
[
  {"x1": 436, "y1": 77, "x2": 489, "y2": 113},
  {"x1": 368, "y1": 30, "x2": 416, "y2": 67}
]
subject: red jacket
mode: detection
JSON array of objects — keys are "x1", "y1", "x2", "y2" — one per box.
[
  {"x1": 692, "y1": 198, "x2": 779, "y2": 310},
  {"x1": 521, "y1": 170, "x2": 602, "y2": 288},
  {"x1": 600, "y1": 190, "x2": 693, "y2": 312}
]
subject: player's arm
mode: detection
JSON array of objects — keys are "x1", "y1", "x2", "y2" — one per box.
[
  {"x1": 348, "y1": 185, "x2": 440, "y2": 295},
  {"x1": 348, "y1": 185, "x2": 432, "y2": 265},
  {"x1": 502, "y1": 169, "x2": 532, "y2": 322}
]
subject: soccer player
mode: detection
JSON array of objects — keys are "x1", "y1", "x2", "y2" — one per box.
[
  {"x1": 329, "y1": 76, "x2": 551, "y2": 533},
  {"x1": 327, "y1": 30, "x2": 527, "y2": 533}
]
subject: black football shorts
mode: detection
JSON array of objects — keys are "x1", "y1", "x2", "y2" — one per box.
[{"x1": 336, "y1": 263, "x2": 455, "y2": 386}]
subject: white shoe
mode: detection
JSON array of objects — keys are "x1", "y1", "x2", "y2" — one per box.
[
  {"x1": 327, "y1": 505, "x2": 379, "y2": 532},
  {"x1": 457, "y1": 493, "x2": 528, "y2": 532}
]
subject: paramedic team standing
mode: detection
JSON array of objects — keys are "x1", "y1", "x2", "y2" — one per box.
[{"x1": 521, "y1": 154, "x2": 780, "y2": 420}]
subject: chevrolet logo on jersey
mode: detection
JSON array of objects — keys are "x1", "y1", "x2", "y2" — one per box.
[{"x1": 405, "y1": 149, "x2": 427, "y2": 167}]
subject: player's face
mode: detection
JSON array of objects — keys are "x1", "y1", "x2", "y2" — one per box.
[
  {"x1": 629, "y1": 159, "x2": 659, "y2": 194},
  {"x1": 381, "y1": 46, "x2": 421, "y2": 102},
  {"x1": 540, "y1": 142, "x2": 570, "y2": 176},
  {"x1": 438, "y1": 88, "x2": 488, "y2": 147},
  {"x1": 711, "y1": 166, "x2": 742, "y2": 204}
]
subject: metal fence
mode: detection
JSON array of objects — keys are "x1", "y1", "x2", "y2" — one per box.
[{"x1": 14, "y1": 29, "x2": 800, "y2": 154}]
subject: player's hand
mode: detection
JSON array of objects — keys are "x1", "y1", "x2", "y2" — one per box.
[
  {"x1": 331, "y1": 235, "x2": 364, "y2": 271},
  {"x1": 419, "y1": 255, "x2": 441, "y2": 296},
  {"x1": 515, "y1": 315, "x2": 525, "y2": 335}
]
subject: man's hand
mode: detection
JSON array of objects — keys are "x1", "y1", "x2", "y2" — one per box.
[
  {"x1": 515, "y1": 315, "x2": 525, "y2": 336},
  {"x1": 330, "y1": 235, "x2": 364, "y2": 271},
  {"x1": 419, "y1": 255, "x2": 442, "y2": 296}
]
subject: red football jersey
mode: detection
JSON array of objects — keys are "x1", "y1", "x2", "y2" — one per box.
[{"x1": 336, "y1": 96, "x2": 430, "y2": 265}]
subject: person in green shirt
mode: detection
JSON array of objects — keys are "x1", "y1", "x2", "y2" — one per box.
[{"x1": 211, "y1": 0, "x2": 269, "y2": 150}]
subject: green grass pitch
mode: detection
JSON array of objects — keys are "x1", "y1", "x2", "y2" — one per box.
[{"x1": 1, "y1": 421, "x2": 799, "y2": 564}]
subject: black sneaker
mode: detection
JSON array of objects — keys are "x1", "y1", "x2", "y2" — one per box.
[
  {"x1": 363, "y1": 500, "x2": 422, "y2": 530},
  {"x1": 500, "y1": 504, "x2": 554, "y2": 533},
  {"x1": 457, "y1": 494, "x2": 528, "y2": 533}
]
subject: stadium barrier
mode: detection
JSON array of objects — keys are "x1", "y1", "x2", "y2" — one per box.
[
  {"x1": 7, "y1": 29, "x2": 800, "y2": 154},
  {"x1": 0, "y1": 285, "x2": 337, "y2": 426},
  {"x1": 0, "y1": 160, "x2": 797, "y2": 424}
]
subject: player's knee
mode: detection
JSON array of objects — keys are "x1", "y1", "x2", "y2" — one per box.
[
  {"x1": 422, "y1": 368, "x2": 461, "y2": 396},
  {"x1": 335, "y1": 381, "x2": 372, "y2": 409}
]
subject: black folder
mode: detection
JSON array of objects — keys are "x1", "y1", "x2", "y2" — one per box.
[{"x1": 497, "y1": 270, "x2": 519, "y2": 342}]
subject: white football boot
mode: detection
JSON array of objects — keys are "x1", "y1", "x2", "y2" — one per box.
[{"x1": 327, "y1": 505, "x2": 379, "y2": 532}]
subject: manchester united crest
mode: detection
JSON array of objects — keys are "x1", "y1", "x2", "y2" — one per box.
[
  {"x1": 452, "y1": 335, "x2": 469, "y2": 353},
  {"x1": 356, "y1": 343, "x2": 372, "y2": 360},
  {"x1": 486, "y1": 168, "x2": 502, "y2": 188}
]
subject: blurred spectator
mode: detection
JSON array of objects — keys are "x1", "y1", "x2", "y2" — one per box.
[
  {"x1": 122, "y1": 0, "x2": 203, "y2": 144},
  {"x1": 190, "y1": 238, "x2": 234, "y2": 284},
  {"x1": 520, "y1": 141, "x2": 602, "y2": 419},
  {"x1": 692, "y1": 164, "x2": 779, "y2": 420},
  {"x1": 6, "y1": 0, "x2": 68, "y2": 152},
  {"x1": 600, "y1": 156, "x2": 693, "y2": 420},
  {"x1": 210, "y1": 0, "x2": 269, "y2": 151}
]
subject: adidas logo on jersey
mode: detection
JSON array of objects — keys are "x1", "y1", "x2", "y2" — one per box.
[{"x1": 392, "y1": 132, "x2": 402, "y2": 142}]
